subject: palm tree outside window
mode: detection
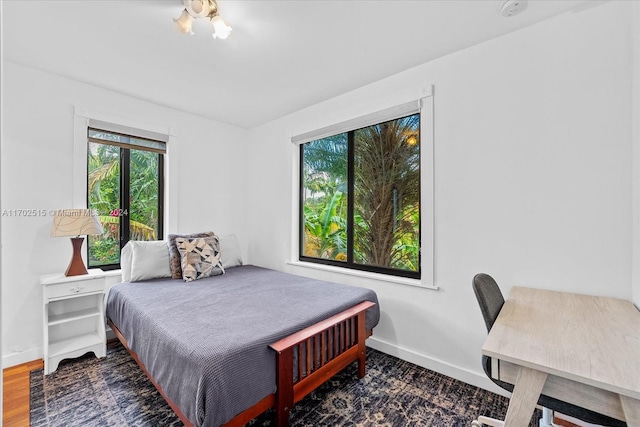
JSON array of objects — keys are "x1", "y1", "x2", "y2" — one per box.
[
  {"x1": 87, "y1": 128, "x2": 164, "y2": 269},
  {"x1": 300, "y1": 113, "x2": 420, "y2": 279}
]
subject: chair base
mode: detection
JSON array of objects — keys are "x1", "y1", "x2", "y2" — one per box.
[
  {"x1": 539, "y1": 407, "x2": 557, "y2": 427},
  {"x1": 471, "y1": 408, "x2": 559, "y2": 427},
  {"x1": 471, "y1": 415, "x2": 504, "y2": 427}
]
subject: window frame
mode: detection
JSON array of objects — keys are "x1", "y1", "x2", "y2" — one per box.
[
  {"x1": 292, "y1": 91, "x2": 436, "y2": 289},
  {"x1": 298, "y1": 114, "x2": 421, "y2": 279},
  {"x1": 72, "y1": 106, "x2": 177, "y2": 273},
  {"x1": 86, "y1": 129, "x2": 165, "y2": 270}
]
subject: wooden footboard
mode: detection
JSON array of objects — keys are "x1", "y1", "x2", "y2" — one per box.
[
  {"x1": 109, "y1": 300, "x2": 375, "y2": 427},
  {"x1": 268, "y1": 301, "x2": 375, "y2": 427}
]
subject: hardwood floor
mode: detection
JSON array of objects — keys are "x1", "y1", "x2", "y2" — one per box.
[{"x1": 3, "y1": 359, "x2": 43, "y2": 427}]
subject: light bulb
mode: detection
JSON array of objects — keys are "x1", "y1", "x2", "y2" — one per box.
[{"x1": 211, "y1": 15, "x2": 232, "y2": 39}]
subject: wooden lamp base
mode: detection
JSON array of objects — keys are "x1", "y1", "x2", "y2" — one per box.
[{"x1": 65, "y1": 237, "x2": 88, "y2": 276}]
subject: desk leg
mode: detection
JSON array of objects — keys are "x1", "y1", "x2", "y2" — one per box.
[
  {"x1": 620, "y1": 395, "x2": 640, "y2": 427},
  {"x1": 504, "y1": 367, "x2": 548, "y2": 427}
]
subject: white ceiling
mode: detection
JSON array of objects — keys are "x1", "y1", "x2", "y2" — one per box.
[{"x1": 2, "y1": 0, "x2": 598, "y2": 128}]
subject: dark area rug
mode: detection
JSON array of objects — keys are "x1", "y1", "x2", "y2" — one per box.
[{"x1": 30, "y1": 344, "x2": 540, "y2": 426}]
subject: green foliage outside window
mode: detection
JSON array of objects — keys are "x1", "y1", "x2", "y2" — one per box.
[
  {"x1": 87, "y1": 139, "x2": 161, "y2": 267},
  {"x1": 302, "y1": 134, "x2": 348, "y2": 260},
  {"x1": 301, "y1": 114, "x2": 420, "y2": 276}
]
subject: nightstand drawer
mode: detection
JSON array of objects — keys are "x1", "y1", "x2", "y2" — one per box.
[{"x1": 45, "y1": 278, "x2": 104, "y2": 300}]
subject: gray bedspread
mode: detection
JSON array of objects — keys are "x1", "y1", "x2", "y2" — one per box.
[{"x1": 106, "y1": 265, "x2": 380, "y2": 427}]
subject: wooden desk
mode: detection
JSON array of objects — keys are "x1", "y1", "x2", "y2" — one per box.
[{"x1": 482, "y1": 287, "x2": 640, "y2": 427}]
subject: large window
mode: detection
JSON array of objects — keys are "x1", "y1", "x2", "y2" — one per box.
[
  {"x1": 87, "y1": 128, "x2": 164, "y2": 269},
  {"x1": 300, "y1": 113, "x2": 420, "y2": 278}
]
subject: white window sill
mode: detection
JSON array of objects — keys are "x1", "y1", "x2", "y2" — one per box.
[{"x1": 286, "y1": 261, "x2": 438, "y2": 290}]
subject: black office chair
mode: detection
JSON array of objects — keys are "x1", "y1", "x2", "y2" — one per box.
[{"x1": 471, "y1": 273, "x2": 627, "y2": 427}]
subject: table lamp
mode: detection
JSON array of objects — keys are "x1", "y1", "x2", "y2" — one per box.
[{"x1": 51, "y1": 209, "x2": 104, "y2": 276}]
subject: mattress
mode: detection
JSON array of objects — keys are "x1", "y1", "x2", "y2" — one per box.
[{"x1": 106, "y1": 265, "x2": 380, "y2": 426}]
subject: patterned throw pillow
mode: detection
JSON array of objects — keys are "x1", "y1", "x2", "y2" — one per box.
[
  {"x1": 167, "y1": 231, "x2": 215, "y2": 279},
  {"x1": 175, "y1": 236, "x2": 225, "y2": 282}
]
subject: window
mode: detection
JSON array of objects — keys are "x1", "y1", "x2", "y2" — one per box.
[
  {"x1": 87, "y1": 128, "x2": 165, "y2": 269},
  {"x1": 300, "y1": 113, "x2": 421, "y2": 279}
]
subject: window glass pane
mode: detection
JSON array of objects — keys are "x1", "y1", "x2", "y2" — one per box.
[
  {"x1": 301, "y1": 134, "x2": 348, "y2": 262},
  {"x1": 353, "y1": 114, "x2": 420, "y2": 272},
  {"x1": 87, "y1": 142, "x2": 121, "y2": 267},
  {"x1": 130, "y1": 149, "x2": 160, "y2": 241}
]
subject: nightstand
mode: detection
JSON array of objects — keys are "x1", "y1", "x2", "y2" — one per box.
[{"x1": 41, "y1": 269, "x2": 121, "y2": 374}]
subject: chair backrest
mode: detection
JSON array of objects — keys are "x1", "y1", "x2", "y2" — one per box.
[{"x1": 472, "y1": 273, "x2": 505, "y2": 333}]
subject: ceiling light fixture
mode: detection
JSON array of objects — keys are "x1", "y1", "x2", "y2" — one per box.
[{"x1": 174, "y1": 0, "x2": 232, "y2": 39}]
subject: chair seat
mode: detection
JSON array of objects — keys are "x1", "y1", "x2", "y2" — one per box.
[{"x1": 482, "y1": 355, "x2": 627, "y2": 427}]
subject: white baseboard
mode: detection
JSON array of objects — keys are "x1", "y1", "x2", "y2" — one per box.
[
  {"x1": 366, "y1": 336, "x2": 510, "y2": 398},
  {"x1": 3, "y1": 345, "x2": 42, "y2": 369}
]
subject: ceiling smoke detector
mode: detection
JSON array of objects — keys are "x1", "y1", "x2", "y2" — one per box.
[{"x1": 500, "y1": 0, "x2": 528, "y2": 17}]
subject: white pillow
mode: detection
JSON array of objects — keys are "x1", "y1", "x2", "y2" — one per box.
[
  {"x1": 129, "y1": 240, "x2": 172, "y2": 282},
  {"x1": 121, "y1": 242, "x2": 134, "y2": 282},
  {"x1": 219, "y1": 234, "x2": 243, "y2": 269}
]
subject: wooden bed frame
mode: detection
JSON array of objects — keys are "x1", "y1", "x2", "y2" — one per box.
[{"x1": 108, "y1": 300, "x2": 375, "y2": 427}]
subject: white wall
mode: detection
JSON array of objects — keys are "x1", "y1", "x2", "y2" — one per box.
[
  {"x1": 1, "y1": 61, "x2": 248, "y2": 367},
  {"x1": 632, "y1": 0, "x2": 640, "y2": 309},
  {"x1": 0, "y1": 0, "x2": 5, "y2": 413},
  {"x1": 246, "y1": 1, "x2": 635, "y2": 391}
]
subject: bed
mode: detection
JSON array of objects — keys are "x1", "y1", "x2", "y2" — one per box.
[{"x1": 106, "y1": 264, "x2": 380, "y2": 427}]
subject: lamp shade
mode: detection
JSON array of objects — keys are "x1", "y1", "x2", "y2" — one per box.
[
  {"x1": 210, "y1": 15, "x2": 232, "y2": 39},
  {"x1": 174, "y1": 9, "x2": 194, "y2": 35},
  {"x1": 51, "y1": 209, "x2": 104, "y2": 237}
]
